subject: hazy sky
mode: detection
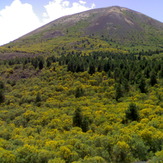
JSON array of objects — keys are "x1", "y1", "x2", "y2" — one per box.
[{"x1": 0, "y1": 0, "x2": 163, "y2": 45}]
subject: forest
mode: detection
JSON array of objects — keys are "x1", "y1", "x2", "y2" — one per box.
[{"x1": 0, "y1": 45, "x2": 162, "y2": 162}]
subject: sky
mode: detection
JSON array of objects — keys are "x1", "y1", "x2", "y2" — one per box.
[{"x1": 0, "y1": 0, "x2": 163, "y2": 46}]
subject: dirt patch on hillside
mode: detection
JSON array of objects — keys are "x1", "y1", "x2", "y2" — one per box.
[
  {"x1": 0, "y1": 67, "x2": 40, "y2": 81},
  {"x1": 43, "y1": 30, "x2": 64, "y2": 40},
  {"x1": 0, "y1": 52, "x2": 39, "y2": 60}
]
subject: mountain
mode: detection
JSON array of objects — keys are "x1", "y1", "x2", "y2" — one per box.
[
  {"x1": 8, "y1": 6, "x2": 163, "y2": 47},
  {"x1": 1, "y1": 6, "x2": 163, "y2": 56}
]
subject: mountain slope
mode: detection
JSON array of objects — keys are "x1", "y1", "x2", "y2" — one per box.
[
  {"x1": 14, "y1": 6, "x2": 163, "y2": 43},
  {"x1": 1, "y1": 6, "x2": 163, "y2": 55}
]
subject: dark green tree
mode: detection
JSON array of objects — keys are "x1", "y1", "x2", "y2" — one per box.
[
  {"x1": 88, "y1": 65, "x2": 95, "y2": 75},
  {"x1": 31, "y1": 58, "x2": 38, "y2": 69},
  {"x1": 114, "y1": 68, "x2": 120, "y2": 81},
  {"x1": 73, "y1": 108, "x2": 83, "y2": 128},
  {"x1": 122, "y1": 78, "x2": 130, "y2": 93},
  {"x1": 39, "y1": 60, "x2": 44, "y2": 70},
  {"x1": 0, "y1": 81, "x2": 4, "y2": 89},
  {"x1": 97, "y1": 63, "x2": 103, "y2": 72},
  {"x1": 115, "y1": 84, "x2": 123, "y2": 101},
  {"x1": 104, "y1": 61, "x2": 110, "y2": 72},
  {"x1": 81, "y1": 117, "x2": 89, "y2": 132},
  {"x1": 46, "y1": 60, "x2": 51, "y2": 68},
  {"x1": 150, "y1": 72, "x2": 157, "y2": 86},
  {"x1": 35, "y1": 92, "x2": 41, "y2": 103},
  {"x1": 125, "y1": 103, "x2": 139, "y2": 121},
  {"x1": 0, "y1": 90, "x2": 5, "y2": 104},
  {"x1": 138, "y1": 78, "x2": 146, "y2": 93},
  {"x1": 144, "y1": 67, "x2": 150, "y2": 78},
  {"x1": 67, "y1": 63, "x2": 74, "y2": 72},
  {"x1": 73, "y1": 108, "x2": 89, "y2": 132},
  {"x1": 76, "y1": 64, "x2": 85, "y2": 73},
  {"x1": 75, "y1": 87, "x2": 84, "y2": 98}
]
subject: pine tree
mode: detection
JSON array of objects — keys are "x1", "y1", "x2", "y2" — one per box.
[
  {"x1": 46, "y1": 60, "x2": 51, "y2": 67},
  {"x1": 75, "y1": 87, "x2": 84, "y2": 98},
  {"x1": 81, "y1": 117, "x2": 89, "y2": 132},
  {"x1": 125, "y1": 103, "x2": 139, "y2": 121},
  {"x1": 104, "y1": 61, "x2": 110, "y2": 72},
  {"x1": 88, "y1": 65, "x2": 95, "y2": 75},
  {"x1": 0, "y1": 90, "x2": 5, "y2": 104},
  {"x1": 73, "y1": 108, "x2": 83, "y2": 127},
  {"x1": 150, "y1": 72, "x2": 157, "y2": 86},
  {"x1": 73, "y1": 108, "x2": 89, "y2": 132},
  {"x1": 115, "y1": 84, "x2": 123, "y2": 101},
  {"x1": 139, "y1": 78, "x2": 146, "y2": 93},
  {"x1": 39, "y1": 60, "x2": 44, "y2": 70},
  {"x1": 31, "y1": 58, "x2": 38, "y2": 69},
  {"x1": 35, "y1": 92, "x2": 41, "y2": 103},
  {"x1": 122, "y1": 78, "x2": 129, "y2": 93},
  {"x1": 0, "y1": 81, "x2": 4, "y2": 89}
]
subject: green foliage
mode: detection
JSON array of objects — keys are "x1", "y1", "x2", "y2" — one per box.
[
  {"x1": 48, "y1": 158, "x2": 65, "y2": 163},
  {"x1": 0, "y1": 147, "x2": 16, "y2": 163},
  {"x1": 15, "y1": 144, "x2": 38, "y2": 163},
  {"x1": 0, "y1": 39, "x2": 162, "y2": 163},
  {"x1": 149, "y1": 150, "x2": 163, "y2": 163},
  {"x1": 112, "y1": 141, "x2": 131, "y2": 163},
  {"x1": 129, "y1": 135, "x2": 149, "y2": 160}
]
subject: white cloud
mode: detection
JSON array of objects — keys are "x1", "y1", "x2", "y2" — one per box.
[
  {"x1": 43, "y1": 0, "x2": 95, "y2": 23},
  {"x1": 0, "y1": 0, "x2": 95, "y2": 46},
  {"x1": 79, "y1": 1, "x2": 86, "y2": 5},
  {"x1": 0, "y1": 0, "x2": 41, "y2": 45}
]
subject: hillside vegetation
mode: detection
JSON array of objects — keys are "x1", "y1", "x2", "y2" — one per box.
[
  {"x1": 0, "y1": 49, "x2": 163, "y2": 163},
  {"x1": 0, "y1": 6, "x2": 163, "y2": 163}
]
